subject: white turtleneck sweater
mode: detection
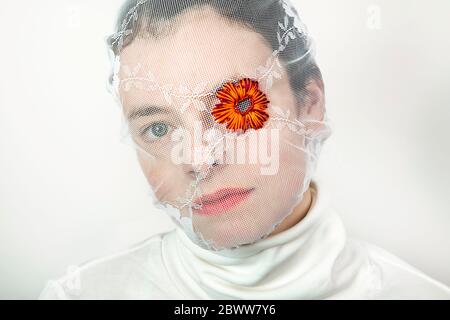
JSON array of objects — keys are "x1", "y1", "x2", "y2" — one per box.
[{"x1": 39, "y1": 180, "x2": 450, "y2": 299}]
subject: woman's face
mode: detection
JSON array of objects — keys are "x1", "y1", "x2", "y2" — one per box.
[{"x1": 117, "y1": 8, "x2": 319, "y2": 249}]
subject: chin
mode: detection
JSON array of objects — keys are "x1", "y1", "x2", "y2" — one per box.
[{"x1": 194, "y1": 216, "x2": 276, "y2": 249}]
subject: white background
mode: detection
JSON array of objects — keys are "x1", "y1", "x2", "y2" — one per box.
[{"x1": 0, "y1": 0, "x2": 449, "y2": 298}]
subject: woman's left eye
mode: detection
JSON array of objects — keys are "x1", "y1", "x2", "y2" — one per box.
[{"x1": 141, "y1": 122, "x2": 171, "y2": 141}]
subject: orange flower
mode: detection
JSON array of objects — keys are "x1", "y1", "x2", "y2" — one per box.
[{"x1": 212, "y1": 78, "x2": 270, "y2": 132}]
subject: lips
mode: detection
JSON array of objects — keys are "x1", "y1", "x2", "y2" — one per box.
[{"x1": 192, "y1": 187, "x2": 254, "y2": 216}]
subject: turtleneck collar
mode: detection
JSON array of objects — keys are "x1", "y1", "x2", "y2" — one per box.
[{"x1": 161, "y1": 179, "x2": 360, "y2": 299}]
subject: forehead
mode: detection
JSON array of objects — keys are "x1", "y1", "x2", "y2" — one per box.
[{"x1": 118, "y1": 8, "x2": 274, "y2": 110}]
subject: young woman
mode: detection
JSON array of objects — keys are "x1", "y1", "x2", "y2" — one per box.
[{"x1": 40, "y1": 0, "x2": 449, "y2": 299}]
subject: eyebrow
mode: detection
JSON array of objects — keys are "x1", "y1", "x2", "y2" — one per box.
[
  {"x1": 126, "y1": 75, "x2": 242, "y2": 121},
  {"x1": 127, "y1": 105, "x2": 171, "y2": 121},
  {"x1": 211, "y1": 75, "x2": 240, "y2": 95}
]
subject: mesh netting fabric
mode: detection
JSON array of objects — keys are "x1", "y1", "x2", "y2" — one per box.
[{"x1": 105, "y1": 0, "x2": 332, "y2": 250}]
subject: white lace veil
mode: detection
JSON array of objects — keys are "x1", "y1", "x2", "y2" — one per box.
[{"x1": 105, "y1": 0, "x2": 332, "y2": 251}]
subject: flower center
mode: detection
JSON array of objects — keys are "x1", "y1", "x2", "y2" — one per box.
[{"x1": 236, "y1": 98, "x2": 252, "y2": 114}]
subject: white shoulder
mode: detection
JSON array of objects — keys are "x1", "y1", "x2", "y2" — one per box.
[
  {"x1": 38, "y1": 231, "x2": 178, "y2": 299},
  {"x1": 353, "y1": 238, "x2": 450, "y2": 299}
]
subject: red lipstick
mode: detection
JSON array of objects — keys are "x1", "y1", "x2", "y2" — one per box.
[{"x1": 192, "y1": 187, "x2": 254, "y2": 216}]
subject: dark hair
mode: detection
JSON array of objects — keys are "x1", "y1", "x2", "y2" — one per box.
[{"x1": 106, "y1": 0, "x2": 323, "y2": 104}]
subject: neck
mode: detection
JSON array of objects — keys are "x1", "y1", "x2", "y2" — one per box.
[
  {"x1": 167, "y1": 179, "x2": 353, "y2": 299},
  {"x1": 267, "y1": 186, "x2": 314, "y2": 237}
]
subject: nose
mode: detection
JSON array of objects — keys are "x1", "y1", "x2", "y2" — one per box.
[
  {"x1": 185, "y1": 158, "x2": 222, "y2": 180},
  {"x1": 180, "y1": 107, "x2": 227, "y2": 179}
]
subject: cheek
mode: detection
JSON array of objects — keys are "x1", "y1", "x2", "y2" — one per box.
[
  {"x1": 277, "y1": 131, "x2": 308, "y2": 187},
  {"x1": 137, "y1": 154, "x2": 172, "y2": 198},
  {"x1": 281, "y1": 128, "x2": 307, "y2": 161}
]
